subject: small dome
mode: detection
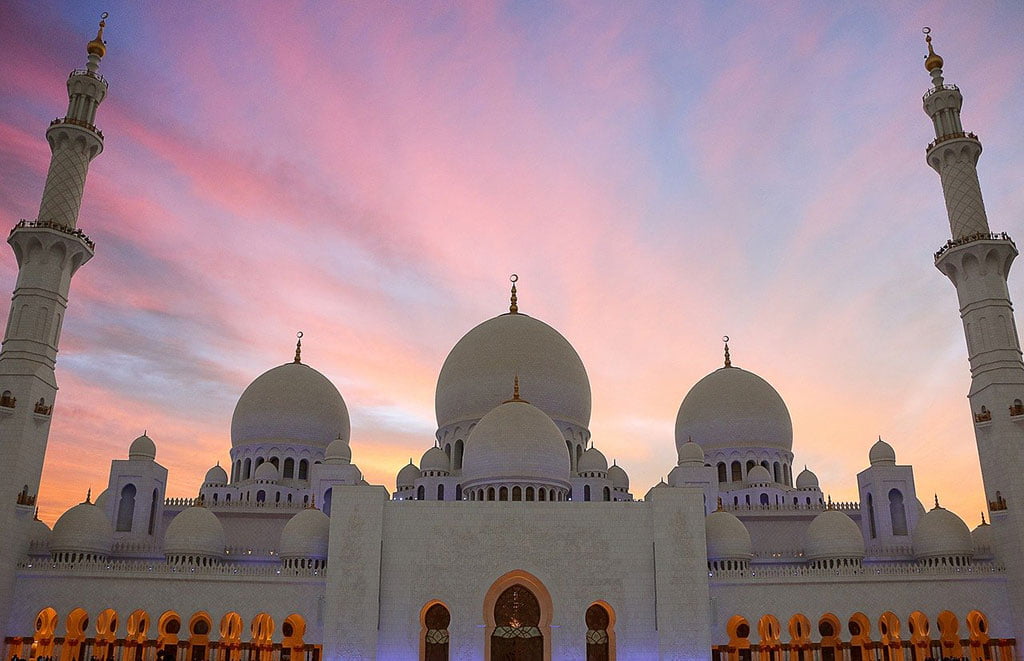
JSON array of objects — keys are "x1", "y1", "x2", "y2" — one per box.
[
  {"x1": 397, "y1": 461, "x2": 419, "y2": 489},
  {"x1": 804, "y1": 510, "x2": 865, "y2": 561},
  {"x1": 163, "y1": 506, "x2": 225, "y2": 558},
  {"x1": 912, "y1": 504, "x2": 973, "y2": 560},
  {"x1": 27, "y1": 517, "x2": 51, "y2": 548},
  {"x1": 204, "y1": 464, "x2": 228, "y2": 486},
  {"x1": 608, "y1": 463, "x2": 629, "y2": 489},
  {"x1": 324, "y1": 437, "x2": 352, "y2": 464},
  {"x1": 461, "y1": 400, "x2": 570, "y2": 486},
  {"x1": 51, "y1": 501, "x2": 114, "y2": 557},
  {"x1": 231, "y1": 362, "x2": 350, "y2": 450},
  {"x1": 705, "y1": 510, "x2": 752, "y2": 561},
  {"x1": 93, "y1": 489, "x2": 111, "y2": 511},
  {"x1": 972, "y1": 520, "x2": 993, "y2": 555},
  {"x1": 420, "y1": 446, "x2": 450, "y2": 473},
  {"x1": 578, "y1": 447, "x2": 608, "y2": 473},
  {"x1": 746, "y1": 465, "x2": 772, "y2": 484},
  {"x1": 675, "y1": 366, "x2": 793, "y2": 454},
  {"x1": 280, "y1": 508, "x2": 330, "y2": 560},
  {"x1": 129, "y1": 434, "x2": 156, "y2": 461},
  {"x1": 677, "y1": 440, "x2": 705, "y2": 466},
  {"x1": 869, "y1": 438, "x2": 896, "y2": 465},
  {"x1": 436, "y1": 313, "x2": 591, "y2": 430},
  {"x1": 795, "y1": 467, "x2": 819, "y2": 489},
  {"x1": 253, "y1": 462, "x2": 279, "y2": 483}
]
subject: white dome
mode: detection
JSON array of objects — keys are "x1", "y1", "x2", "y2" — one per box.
[
  {"x1": 869, "y1": 438, "x2": 897, "y2": 465},
  {"x1": 26, "y1": 517, "x2": 51, "y2": 548},
  {"x1": 396, "y1": 461, "x2": 419, "y2": 489},
  {"x1": 912, "y1": 505, "x2": 973, "y2": 560},
  {"x1": 972, "y1": 521, "x2": 993, "y2": 554},
  {"x1": 253, "y1": 462, "x2": 279, "y2": 483},
  {"x1": 461, "y1": 400, "x2": 571, "y2": 485},
  {"x1": 804, "y1": 510, "x2": 865, "y2": 561},
  {"x1": 420, "y1": 446, "x2": 450, "y2": 473},
  {"x1": 324, "y1": 437, "x2": 352, "y2": 464},
  {"x1": 705, "y1": 510, "x2": 753, "y2": 560},
  {"x1": 675, "y1": 366, "x2": 793, "y2": 454},
  {"x1": 164, "y1": 506, "x2": 225, "y2": 558},
  {"x1": 51, "y1": 501, "x2": 113, "y2": 557},
  {"x1": 128, "y1": 433, "x2": 156, "y2": 461},
  {"x1": 231, "y1": 362, "x2": 350, "y2": 450},
  {"x1": 435, "y1": 313, "x2": 591, "y2": 429},
  {"x1": 746, "y1": 465, "x2": 772, "y2": 484},
  {"x1": 578, "y1": 447, "x2": 608, "y2": 473},
  {"x1": 280, "y1": 508, "x2": 330, "y2": 560},
  {"x1": 93, "y1": 488, "x2": 111, "y2": 511},
  {"x1": 204, "y1": 464, "x2": 228, "y2": 485},
  {"x1": 608, "y1": 463, "x2": 629, "y2": 489},
  {"x1": 795, "y1": 467, "x2": 819, "y2": 489},
  {"x1": 677, "y1": 440, "x2": 705, "y2": 466}
]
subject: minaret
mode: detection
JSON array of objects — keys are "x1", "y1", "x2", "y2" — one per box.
[
  {"x1": 925, "y1": 30, "x2": 1024, "y2": 651},
  {"x1": 0, "y1": 16, "x2": 107, "y2": 506}
]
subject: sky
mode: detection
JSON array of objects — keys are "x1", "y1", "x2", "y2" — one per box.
[{"x1": 1, "y1": 2, "x2": 1023, "y2": 525}]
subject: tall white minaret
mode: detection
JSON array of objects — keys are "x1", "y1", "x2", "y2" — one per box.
[
  {"x1": 0, "y1": 16, "x2": 107, "y2": 507},
  {"x1": 926, "y1": 30, "x2": 1024, "y2": 651}
]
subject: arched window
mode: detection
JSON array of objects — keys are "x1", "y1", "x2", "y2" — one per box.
[
  {"x1": 867, "y1": 493, "x2": 877, "y2": 539},
  {"x1": 488, "y1": 487, "x2": 495, "y2": 501},
  {"x1": 323, "y1": 487, "x2": 333, "y2": 516},
  {"x1": 454, "y1": 440, "x2": 464, "y2": 471},
  {"x1": 759, "y1": 493, "x2": 769, "y2": 507},
  {"x1": 455, "y1": 484, "x2": 462, "y2": 501},
  {"x1": 298, "y1": 460, "x2": 309, "y2": 480},
  {"x1": 269, "y1": 457, "x2": 279, "y2": 469},
  {"x1": 117, "y1": 483, "x2": 137, "y2": 532},
  {"x1": 492, "y1": 584, "x2": 542, "y2": 659},
  {"x1": 773, "y1": 461, "x2": 781, "y2": 482},
  {"x1": 417, "y1": 485, "x2": 425, "y2": 501},
  {"x1": 499, "y1": 486, "x2": 509, "y2": 501},
  {"x1": 437, "y1": 484, "x2": 445, "y2": 501},
  {"x1": 585, "y1": 603, "x2": 611, "y2": 660},
  {"x1": 283, "y1": 458, "x2": 295, "y2": 479},
  {"x1": 730, "y1": 461, "x2": 742, "y2": 481},
  {"x1": 256, "y1": 490, "x2": 266, "y2": 503},
  {"x1": 256, "y1": 457, "x2": 265, "y2": 467},
  {"x1": 717, "y1": 463, "x2": 727, "y2": 482},
  {"x1": 243, "y1": 458, "x2": 252, "y2": 480},
  {"x1": 512, "y1": 486, "x2": 522, "y2": 501},
  {"x1": 525, "y1": 487, "x2": 534, "y2": 501},
  {"x1": 783, "y1": 463, "x2": 791, "y2": 485},
  {"x1": 603, "y1": 487, "x2": 610, "y2": 501},
  {"x1": 423, "y1": 603, "x2": 450, "y2": 660},
  {"x1": 584, "y1": 485, "x2": 591, "y2": 502},
  {"x1": 148, "y1": 488, "x2": 160, "y2": 535},
  {"x1": 889, "y1": 488, "x2": 908, "y2": 536},
  {"x1": 538, "y1": 489, "x2": 546, "y2": 502},
  {"x1": 746, "y1": 459, "x2": 756, "y2": 473}
]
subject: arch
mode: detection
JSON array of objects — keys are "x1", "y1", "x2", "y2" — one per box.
[
  {"x1": 59, "y1": 608, "x2": 89, "y2": 661},
  {"x1": 243, "y1": 458, "x2": 252, "y2": 480},
  {"x1": 499, "y1": 486, "x2": 508, "y2": 501},
  {"x1": 323, "y1": 487, "x2": 333, "y2": 516},
  {"x1": 584, "y1": 485, "x2": 591, "y2": 502},
  {"x1": 937, "y1": 610, "x2": 963, "y2": 658},
  {"x1": 526, "y1": 487, "x2": 534, "y2": 501},
  {"x1": 888, "y1": 489, "x2": 908, "y2": 536},
  {"x1": 725, "y1": 615, "x2": 751, "y2": 661},
  {"x1": 783, "y1": 463, "x2": 791, "y2": 486},
  {"x1": 878, "y1": 611, "x2": 901, "y2": 661},
  {"x1": 420, "y1": 601, "x2": 450, "y2": 661},
  {"x1": 773, "y1": 461, "x2": 781, "y2": 483},
  {"x1": 32, "y1": 607, "x2": 58, "y2": 661},
  {"x1": 759, "y1": 493, "x2": 769, "y2": 507},
  {"x1": 483, "y1": 570, "x2": 553, "y2": 661},
  {"x1": 157, "y1": 611, "x2": 182, "y2": 660},
  {"x1": 817, "y1": 614, "x2": 841, "y2": 661},
  {"x1": 718, "y1": 462, "x2": 728, "y2": 483},
  {"x1": 281, "y1": 613, "x2": 307, "y2": 661},
  {"x1": 218, "y1": 612, "x2": 243, "y2": 661},
  {"x1": 866, "y1": 492, "x2": 877, "y2": 539},
  {"x1": 298, "y1": 459, "x2": 309, "y2": 480},
  {"x1": 847, "y1": 612, "x2": 872, "y2": 661},
  {"x1": 417, "y1": 485, "x2": 425, "y2": 501},
  {"x1": 731, "y1": 461, "x2": 742, "y2": 481},
  {"x1": 454, "y1": 439, "x2": 464, "y2": 471},
  {"x1": 908, "y1": 611, "x2": 931, "y2": 661},
  {"x1": 965, "y1": 610, "x2": 990, "y2": 661},
  {"x1": 188, "y1": 612, "x2": 213, "y2": 661},
  {"x1": 455, "y1": 484, "x2": 462, "y2": 501},
  {"x1": 116, "y1": 483, "x2": 137, "y2": 531},
  {"x1": 757, "y1": 614, "x2": 781, "y2": 660},
  {"x1": 256, "y1": 489, "x2": 266, "y2": 503},
  {"x1": 94, "y1": 608, "x2": 118, "y2": 661},
  {"x1": 123, "y1": 610, "x2": 149, "y2": 661},
  {"x1": 585, "y1": 601, "x2": 616, "y2": 661},
  {"x1": 487, "y1": 487, "x2": 495, "y2": 501},
  {"x1": 250, "y1": 613, "x2": 275, "y2": 661},
  {"x1": 149, "y1": 488, "x2": 160, "y2": 535},
  {"x1": 283, "y1": 458, "x2": 295, "y2": 479},
  {"x1": 746, "y1": 460, "x2": 756, "y2": 474},
  {"x1": 787, "y1": 613, "x2": 811, "y2": 661},
  {"x1": 438, "y1": 484, "x2": 445, "y2": 501},
  {"x1": 603, "y1": 486, "x2": 611, "y2": 502}
]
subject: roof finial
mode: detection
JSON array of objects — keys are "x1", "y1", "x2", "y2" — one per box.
[
  {"x1": 981, "y1": 512, "x2": 987, "y2": 525},
  {"x1": 509, "y1": 274, "x2": 519, "y2": 313},
  {"x1": 85, "y1": 488, "x2": 92, "y2": 504},
  {"x1": 922, "y1": 27, "x2": 944, "y2": 74},
  {"x1": 716, "y1": 497, "x2": 723, "y2": 512},
  {"x1": 934, "y1": 493, "x2": 941, "y2": 509},
  {"x1": 293, "y1": 331, "x2": 303, "y2": 364},
  {"x1": 827, "y1": 494, "x2": 833, "y2": 510},
  {"x1": 34, "y1": 507, "x2": 40, "y2": 521},
  {"x1": 308, "y1": 494, "x2": 317, "y2": 510},
  {"x1": 723, "y1": 336, "x2": 732, "y2": 368},
  {"x1": 87, "y1": 13, "x2": 108, "y2": 58}
]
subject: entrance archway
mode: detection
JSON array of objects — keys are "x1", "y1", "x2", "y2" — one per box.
[{"x1": 483, "y1": 570, "x2": 552, "y2": 661}]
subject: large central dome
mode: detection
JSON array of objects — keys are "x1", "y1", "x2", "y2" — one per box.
[
  {"x1": 675, "y1": 366, "x2": 792, "y2": 454},
  {"x1": 435, "y1": 313, "x2": 591, "y2": 429}
]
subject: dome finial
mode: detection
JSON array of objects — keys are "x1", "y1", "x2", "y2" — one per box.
[
  {"x1": 922, "y1": 27, "x2": 944, "y2": 73},
  {"x1": 509, "y1": 274, "x2": 519, "y2": 313},
  {"x1": 716, "y1": 497, "x2": 723, "y2": 512},
  {"x1": 85, "y1": 488, "x2": 92, "y2": 504},
  {"x1": 87, "y1": 12, "x2": 109, "y2": 58},
  {"x1": 308, "y1": 494, "x2": 317, "y2": 510},
  {"x1": 981, "y1": 511, "x2": 987, "y2": 525},
  {"x1": 722, "y1": 336, "x2": 732, "y2": 368},
  {"x1": 293, "y1": 331, "x2": 303, "y2": 364},
  {"x1": 934, "y1": 493, "x2": 941, "y2": 509}
]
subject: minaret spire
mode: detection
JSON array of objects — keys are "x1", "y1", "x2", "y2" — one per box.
[
  {"x1": 293, "y1": 331, "x2": 303, "y2": 364},
  {"x1": 722, "y1": 336, "x2": 732, "y2": 368},
  {"x1": 509, "y1": 274, "x2": 519, "y2": 314}
]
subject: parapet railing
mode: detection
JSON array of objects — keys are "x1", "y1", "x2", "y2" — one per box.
[
  {"x1": 934, "y1": 231, "x2": 1014, "y2": 260},
  {"x1": 15, "y1": 558, "x2": 325, "y2": 578},
  {"x1": 922, "y1": 82, "x2": 960, "y2": 101},
  {"x1": 721, "y1": 500, "x2": 859, "y2": 513},
  {"x1": 710, "y1": 559, "x2": 1002, "y2": 581},
  {"x1": 3, "y1": 637, "x2": 322, "y2": 661},
  {"x1": 163, "y1": 497, "x2": 306, "y2": 511},
  {"x1": 48, "y1": 116, "x2": 104, "y2": 139},
  {"x1": 926, "y1": 130, "x2": 978, "y2": 151},
  {"x1": 69, "y1": 68, "x2": 108, "y2": 85},
  {"x1": 10, "y1": 220, "x2": 95, "y2": 250},
  {"x1": 711, "y1": 638, "x2": 1015, "y2": 661}
]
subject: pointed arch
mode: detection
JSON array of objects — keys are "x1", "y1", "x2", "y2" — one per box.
[
  {"x1": 965, "y1": 610, "x2": 990, "y2": 661},
  {"x1": 725, "y1": 615, "x2": 751, "y2": 661},
  {"x1": 116, "y1": 483, "x2": 137, "y2": 531},
  {"x1": 94, "y1": 608, "x2": 118, "y2": 661},
  {"x1": 188, "y1": 612, "x2": 213, "y2": 661},
  {"x1": 59, "y1": 608, "x2": 89, "y2": 661},
  {"x1": 908, "y1": 611, "x2": 931, "y2": 661},
  {"x1": 218, "y1": 612, "x2": 243, "y2": 661},
  {"x1": 817, "y1": 613, "x2": 841, "y2": 661},
  {"x1": 937, "y1": 610, "x2": 963, "y2": 658},
  {"x1": 585, "y1": 601, "x2": 615, "y2": 661},
  {"x1": 32, "y1": 607, "x2": 59, "y2": 660},
  {"x1": 157, "y1": 610, "x2": 182, "y2": 660},
  {"x1": 787, "y1": 613, "x2": 811, "y2": 660},
  {"x1": 483, "y1": 570, "x2": 553, "y2": 661},
  {"x1": 847, "y1": 612, "x2": 872, "y2": 661},
  {"x1": 124, "y1": 610, "x2": 150, "y2": 661},
  {"x1": 419, "y1": 600, "x2": 450, "y2": 661}
]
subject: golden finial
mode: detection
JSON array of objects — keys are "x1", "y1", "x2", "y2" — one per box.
[
  {"x1": 307, "y1": 494, "x2": 317, "y2": 510},
  {"x1": 923, "y1": 28, "x2": 943, "y2": 72},
  {"x1": 723, "y1": 336, "x2": 732, "y2": 368},
  {"x1": 505, "y1": 373, "x2": 527, "y2": 403},
  {"x1": 85, "y1": 488, "x2": 92, "y2": 504},
  {"x1": 827, "y1": 494, "x2": 833, "y2": 510},
  {"x1": 934, "y1": 493, "x2": 941, "y2": 509},
  {"x1": 981, "y1": 512, "x2": 987, "y2": 525},
  {"x1": 509, "y1": 274, "x2": 519, "y2": 314},
  {"x1": 716, "y1": 497, "x2": 723, "y2": 512},
  {"x1": 87, "y1": 13, "x2": 108, "y2": 58},
  {"x1": 293, "y1": 331, "x2": 303, "y2": 364}
]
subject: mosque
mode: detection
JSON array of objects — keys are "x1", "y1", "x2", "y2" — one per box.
[{"x1": 0, "y1": 17, "x2": 1023, "y2": 661}]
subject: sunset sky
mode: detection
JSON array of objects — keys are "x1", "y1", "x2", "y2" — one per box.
[{"x1": 1, "y1": 2, "x2": 1023, "y2": 525}]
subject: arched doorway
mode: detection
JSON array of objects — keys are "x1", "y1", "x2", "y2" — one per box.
[
  {"x1": 94, "y1": 609, "x2": 118, "y2": 661},
  {"x1": 60, "y1": 608, "x2": 89, "y2": 661},
  {"x1": 31, "y1": 607, "x2": 58, "y2": 661},
  {"x1": 124, "y1": 610, "x2": 149, "y2": 661},
  {"x1": 281, "y1": 613, "x2": 307, "y2": 661},
  {"x1": 188, "y1": 612, "x2": 212, "y2": 661},
  {"x1": 585, "y1": 602, "x2": 614, "y2": 661},
  {"x1": 483, "y1": 571, "x2": 552, "y2": 661},
  {"x1": 218, "y1": 612, "x2": 243, "y2": 661},
  {"x1": 421, "y1": 602, "x2": 450, "y2": 661}
]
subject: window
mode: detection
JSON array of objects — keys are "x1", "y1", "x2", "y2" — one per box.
[
  {"x1": 116, "y1": 484, "x2": 137, "y2": 532},
  {"x1": 148, "y1": 488, "x2": 159, "y2": 535},
  {"x1": 417, "y1": 485, "x2": 425, "y2": 501},
  {"x1": 323, "y1": 488, "x2": 333, "y2": 516},
  {"x1": 283, "y1": 458, "x2": 295, "y2": 479},
  {"x1": 298, "y1": 460, "x2": 309, "y2": 480},
  {"x1": 243, "y1": 458, "x2": 251, "y2": 480},
  {"x1": 584, "y1": 485, "x2": 591, "y2": 502},
  {"x1": 455, "y1": 484, "x2": 462, "y2": 500},
  {"x1": 717, "y1": 463, "x2": 727, "y2": 483},
  {"x1": 453, "y1": 440, "x2": 464, "y2": 471},
  {"x1": 491, "y1": 585, "x2": 542, "y2": 659},
  {"x1": 731, "y1": 461, "x2": 742, "y2": 481},
  {"x1": 603, "y1": 487, "x2": 610, "y2": 501},
  {"x1": 437, "y1": 484, "x2": 445, "y2": 501},
  {"x1": 867, "y1": 493, "x2": 877, "y2": 539},
  {"x1": 423, "y1": 603, "x2": 450, "y2": 660},
  {"x1": 889, "y1": 489, "x2": 908, "y2": 536}
]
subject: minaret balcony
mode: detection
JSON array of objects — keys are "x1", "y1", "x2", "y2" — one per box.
[
  {"x1": 69, "y1": 68, "x2": 108, "y2": 86},
  {"x1": 926, "y1": 131, "x2": 977, "y2": 152},
  {"x1": 10, "y1": 219, "x2": 95, "y2": 251},
  {"x1": 49, "y1": 117, "x2": 104, "y2": 140},
  {"x1": 934, "y1": 231, "x2": 1014, "y2": 261},
  {"x1": 922, "y1": 83, "x2": 959, "y2": 101}
]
